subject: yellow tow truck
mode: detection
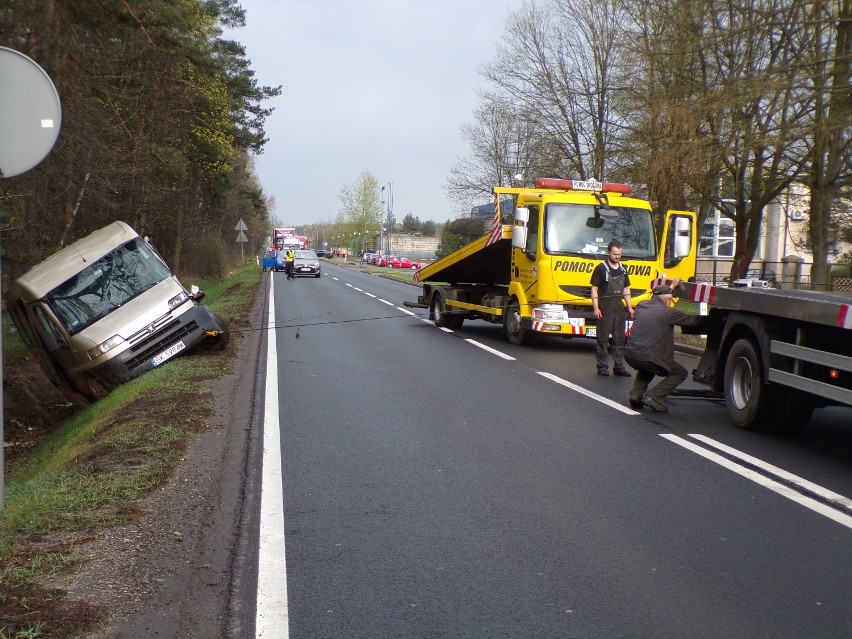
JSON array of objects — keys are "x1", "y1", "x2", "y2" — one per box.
[{"x1": 405, "y1": 178, "x2": 697, "y2": 344}]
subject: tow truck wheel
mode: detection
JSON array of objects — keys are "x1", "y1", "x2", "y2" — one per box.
[
  {"x1": 431, "y1": 292, "x2": 450, "y2": 328},
  {"x1": 431, "y1": 292, "x2": 463, "y2": 329},
  {"x1": 724, "y1": 338, "x2": 776, "y2": 430},
  {"x1": 504, "y1": 299, "x2": 528, "y2": 345}
]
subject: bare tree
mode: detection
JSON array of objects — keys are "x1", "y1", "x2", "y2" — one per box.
[
  {"x1": 622, "y1": 0, "x2": 813, "y2": 280},
  {"x1": 482, "y1": 0, "x2": 625, "y2": 181},
  {"x1": 445, "y1": 98, "x2": 542, "y2": 213},
  {"x1": 800, "y1": 0, "x2": 852, "y2": 289}
]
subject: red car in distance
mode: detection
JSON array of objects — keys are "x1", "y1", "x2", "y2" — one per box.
[{"x1": 389, "y1": 256, "x2": 420, "y2": 269}]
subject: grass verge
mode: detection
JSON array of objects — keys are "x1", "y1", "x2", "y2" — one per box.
[{"x1": 0, "y1": 263, "x2": 261, "y2": 639}]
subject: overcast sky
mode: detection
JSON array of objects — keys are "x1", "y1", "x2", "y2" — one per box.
[{"x1": 229, "y1": 0, "x2": 522, "y2": 228}]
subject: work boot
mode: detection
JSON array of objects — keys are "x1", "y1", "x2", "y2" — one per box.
[
  {"x1": 642, "y1": 395, "x2": 668, "y2": 413},
  {"x1": 597, "y1": 368, "x2": 609, "y2": 376},
  {"x1": 628, "y1": 395, "x2": 644, "y2": 409},
  {"x1": 613, "y1": 368, "x2": 631, "y2": 377}
]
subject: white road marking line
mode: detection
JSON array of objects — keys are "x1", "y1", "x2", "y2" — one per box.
[
  {"x1": 364, "y1": 292, "x2": 377, "y2": 298},
  {"x1": 257, "y1": 277, "x2": 289, "y2": 637},
  {"x1": 689, "y1": 434, "x2": 852, "y2": 514},
  {"x1": 439, "y1": 326, "x2": 454, "y2": 332},
  {"x1": 661, "y1": 434, "x2": 852, "y2": 531},
  {"x1": 464, "y1": 338, "x2": 516, "y2": 360},
  {"x1": 537, "y1": 371, "x2": 640, "y2": 416},
  {"x1": 378, "y1": 298, "x2": 394, "y2": 306},
  {"x1": 397, "y1": 307, "x2": 417, "y2": 316},
  {"x1": 353, "y1": 286, "x2": 363, "y2": 292}
]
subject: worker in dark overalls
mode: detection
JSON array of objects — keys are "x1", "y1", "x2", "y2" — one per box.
[{"x1": 590, "y1": 240, "x2": 634, "y2": 377}]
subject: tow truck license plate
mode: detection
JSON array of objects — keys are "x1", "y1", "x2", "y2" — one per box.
[
  {"x1": 585, "y1": 328, "x2": 597, "y2": 338},
  {"x1": 151, "y1": 340, "x2": 186, "y2": 366}
]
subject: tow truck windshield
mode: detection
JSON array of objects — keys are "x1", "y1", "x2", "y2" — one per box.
[
  {"x1": 47, "y1": 238, "x2": 172, "y2": 334},
  {"x1": 544, "y1": 203, "x2": 657, "y2": 260}
]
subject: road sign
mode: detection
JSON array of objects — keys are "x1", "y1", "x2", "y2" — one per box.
[
  {"x1": 235, "y1": 218, "x2": 248, "y2": 232},
  {"x1": 0, "y1": 47, "x2": 64, "y2": 511},
  {"x1": 0, "y1": 47, "x2": 62, "y2": 178}
]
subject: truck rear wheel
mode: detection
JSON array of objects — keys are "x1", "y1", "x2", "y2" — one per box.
[
  {"x1": 503, "y1": 299, "x2": 528, "y2": 345},
  {"x1": 723, "y1": 338, "x2": 815, "y2": 431},
  {"x1": 431, "y1": 292, "x2": 463, "y2": 329},
  {"x1": 724, "y1": 338, "x2": 778, "y2": 430},
  {"x1": 431, "y1": 292, "x2": 458, "y2": 328}
]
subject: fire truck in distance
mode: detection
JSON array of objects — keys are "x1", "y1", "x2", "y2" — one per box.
[
  {"x1": 405, "y1": 178, "x2": 697, "y2": 345},
  {"x1": 272, "y1": 227, "x2": 305, "y2": 251}
]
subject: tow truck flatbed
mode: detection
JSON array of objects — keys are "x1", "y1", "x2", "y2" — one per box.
[{"x1": 414, "y1": 225, "x2": 513, "y2": 285}]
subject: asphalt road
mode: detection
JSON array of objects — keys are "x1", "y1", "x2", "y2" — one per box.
[{"x1": 245, "y1": 261, "x2": 852, "y2": 638}]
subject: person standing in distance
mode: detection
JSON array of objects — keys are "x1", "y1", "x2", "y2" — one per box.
[
  {"x1": 285, "y1": 247, "x2": 296, "y2": 280},
  {"x1": 590, "y1": 240, "x2": 634, "y2": 377},
  {"x1": 624, "y1": 278, "x2": 704, "y2": 412}
]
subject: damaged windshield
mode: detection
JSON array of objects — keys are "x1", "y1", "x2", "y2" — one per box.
[
  {"x1": 47, "y1": 238, "x2": 172, "y2": 334},
  {"x1": 544, "y1": 203, "x2": 657, "y2": 260}
]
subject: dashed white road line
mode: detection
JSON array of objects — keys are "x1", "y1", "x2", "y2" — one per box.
[
  {"x1": 464, "y1": 338, "x2": 516, "y2": 360},
  {"x1": 688, "y1": 434, "x2": 852, "y2": 515},
  {"x1": 661, "y1": 434, "x2": 852, "y2": 530},
  {"x1": 329, "y1": 271, "x2": 851, "y2": 530},
  {"x1": 537, "y1": 371, "x2": 640, "y2": 416}
]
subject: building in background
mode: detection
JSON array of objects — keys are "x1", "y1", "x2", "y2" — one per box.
[{"x1": 696, "y1": 186, "x2": 851, "y2": 289}]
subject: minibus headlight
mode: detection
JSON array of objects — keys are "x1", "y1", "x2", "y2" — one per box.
[
  {"x1": 168, "y1": 291, "x2": 189, "y2": 310},
  {"x1": 88, "y1": 335, "x2": 125, "y2": 360}
]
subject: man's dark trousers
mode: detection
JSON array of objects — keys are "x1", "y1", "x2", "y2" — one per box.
[
  {"x1": 625, "y1": 356, "x2": 687, "y2": 401},
  {"x1": 595, "y1": 308, "x2": 626, "y2": 371}
]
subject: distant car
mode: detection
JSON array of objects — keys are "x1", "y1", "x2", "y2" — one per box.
[
  {"x1": 368, "y1": 253, "x2": 382, "y2": 265},
  {"x1": 732, "y1": 268, "x2": 779, "y2": 289},
  {"x1": 293, "y1": 250, "x2": 321, "y2": 277},
  {"x1": 362, "y1": 252, "x2": 377, "y2": 264},
  {"x1": 315, "y1": 249, "x2": 328, "y2": 257},
  {"x1": 746, "y1": 268, "x2": 777, "y2": 283},
  {"x1": 378, "y1": 255, "x2": 395, "y2": 267},
  {"x1": 389, "y1": 256, "x2": 420, "y2": 269}
]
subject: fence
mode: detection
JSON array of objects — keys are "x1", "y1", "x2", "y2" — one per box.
[{"x1": 696, "y1": 258, "x2": 851, "y2": 293}]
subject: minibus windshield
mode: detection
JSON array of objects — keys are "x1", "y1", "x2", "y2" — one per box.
[{"x1": 47, "y1": 238, "x2": 172, "y2": 333}]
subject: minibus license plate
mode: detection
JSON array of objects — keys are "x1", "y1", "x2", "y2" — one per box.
[
  {"x1": 585, "y1": 328, "x2": 597, "y2": 338},
  {"x1": 151, "y1": 340, "x2": 186, "y2": 366}
]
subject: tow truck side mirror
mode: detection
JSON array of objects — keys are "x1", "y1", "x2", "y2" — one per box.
[
  {"x1": 512, "y1": 207, "x2": 529, "y2": 249},
  {"x1": 511, "y1": 226, "x2": 527, "y2": 249},
  {"x1": 673, "y1": 217, "x2": 692, "y2": 259}
]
